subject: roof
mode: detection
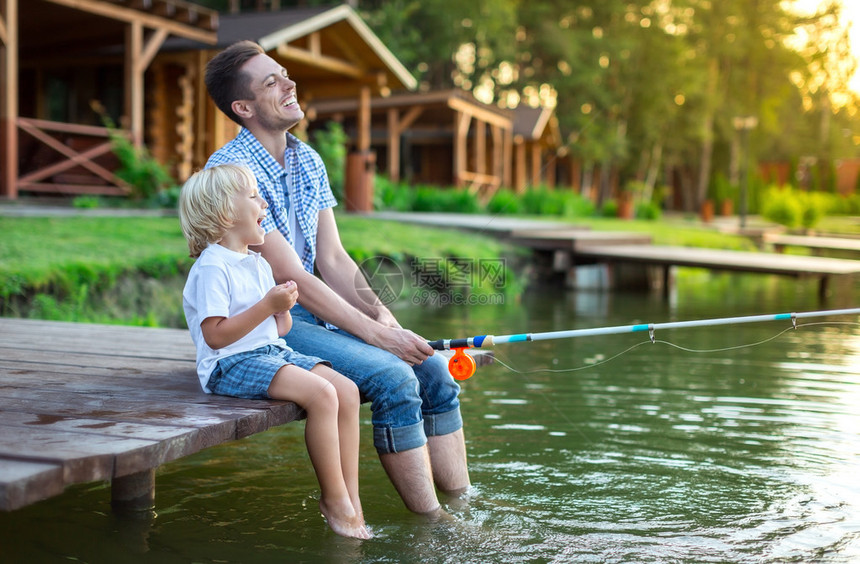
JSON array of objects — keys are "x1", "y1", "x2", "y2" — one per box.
[
  {"x1": 512, "y1": 104, "x2": 562, "y2": 147},
  {"x1": 310, "y1": 88, "x2": 513, "y2": 129},
  {"x1": 19, "y1": 0, "x2": 218, "y2": 57},
  {"x1": 162, "y1": 4, "x2": 416, "y2": 92}
]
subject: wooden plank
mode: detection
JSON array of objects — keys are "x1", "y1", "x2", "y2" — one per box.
[
  {"x1": 0, "y1": 411, "x2": 199, "y2": 477},
  {"x1": 0, "y1": 392, "x2": 296, "y2": 441},
  {"x1": 0, "y1": 319, "x2": 194, "y2": 358},
  {"x1": 765, "y1": 233, "x2": 860, "y2": 253},
  {"x1": 44, "y1": 0, "x2": 218, "y2": 44},
  {"x1": 0, "y1": 379, "x2": 303, "y2": 439},
  {"x1": 0, "y1": 318, "x2": 309, "y2": 511},
  {"x1": 0, "y1": 426, "x2": 159, "y2": 483},
  {"x1": 509, "y1": 229, "x2": 652, "y2": 252},
  {"x1": 576, "y1": 244, "x2": 860, "y2": 276},
  {"x1": 0, "y1": 459, "x2": 64, "y2": 511},
  {"x1": 0, "y1": 317, "x2": 480, "y2": 513}
]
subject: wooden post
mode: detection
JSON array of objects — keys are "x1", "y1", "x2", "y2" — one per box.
[
  {"x1": 453, "y1": 111, "x2": 471, "y2": 188},
  {"x1": 125, "y1": 21, "x2": 168, "y2": 147},
  {"x1": 503, "y1": 126, "x2": 512, "y2": 188},
  {"x1": 111, "y1": 468, "x2": 155, "y2": 513},
  {"x1": 514, "y1": 137, "x2": 526, "y2": 192},
  {"x1": 125, "y1": 21, "x2": 144, "y2": 146},
  {"x1": 357, "y1": 85, "x2": 370, "y2": 152},
  {"x1": 475, "y1": 119, "x2": 486, "y2": 181},
  {"x1": 387, "y1": 108, "x2": 399, "y2": 181},
  {"x1": 531, "y1": 143, "x2": 541, "y2": 187},
  {"x1": 0, "y1": 0, "x2": 18, "y2": 199},
  {"x1": 492, "y1": 124, "x2": 503, "y2": 191}
]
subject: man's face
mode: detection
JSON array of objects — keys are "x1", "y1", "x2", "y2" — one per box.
[{"x1": 239, "y1": 53, "x2": 305, "y2": 131}]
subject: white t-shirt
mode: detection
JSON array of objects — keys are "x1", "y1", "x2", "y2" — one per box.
[{"x1": 183, "y1": 243, "x2": 285, "y2": 393}]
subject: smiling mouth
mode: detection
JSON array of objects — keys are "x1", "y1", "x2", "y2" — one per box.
[{"x1": 282, "y1": 95, "x2": 297, "y2": 107}]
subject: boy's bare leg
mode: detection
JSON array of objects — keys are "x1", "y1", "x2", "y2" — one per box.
[
  {"x1": 427, "y1": 428, "x2": 470, "y2": 495},
  {"x1": 269, "y1": 366, "x2": 370, "y2": 539},
  {"x1": 379, "y1": 446, "x2": 445, "y2": 517},
  {"x1": 311, "y1": 365, "x2": 364, "y2": 522}
]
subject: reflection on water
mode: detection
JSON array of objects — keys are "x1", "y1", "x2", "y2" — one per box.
[{"x1": 2, "y1": 274, "x2": 859, "y2": 563}]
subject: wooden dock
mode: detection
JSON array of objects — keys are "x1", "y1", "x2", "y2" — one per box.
[
  {"x1": 0, "y1": 318, "x2": 490, "y2": 513},
  {"x1": 372, "y1": 212, "x2": 860, "y2": 297},
  {"x1": 764, "y1": 233, "x2": 860, "y2": 256},
  {"x1": 574, "y1": 244, "x2": 860, "y2": 297}
]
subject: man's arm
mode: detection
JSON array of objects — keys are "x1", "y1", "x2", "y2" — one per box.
[
  {"x1": 256, "y1": 226, "x2": 433, "y2": 365},
  {"x1": 314, "y1": 209, "x2": 401, "y2": 327}
]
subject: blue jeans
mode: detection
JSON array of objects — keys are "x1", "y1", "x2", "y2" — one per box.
[{"x1": 283, "y1": 304, "x2": 463, "y2": 454}]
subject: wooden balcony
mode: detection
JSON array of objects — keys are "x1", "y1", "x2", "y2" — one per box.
[{"x1": 16, "y1": 118, "x2": 130, "y2": 197}]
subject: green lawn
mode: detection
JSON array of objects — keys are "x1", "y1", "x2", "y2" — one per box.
[
  {"x1": 0, "y1": 210, "x2": 841, "y2": 325},
  {"x1": 0, "y1": 212, "x2": 760, "y2": 295}
]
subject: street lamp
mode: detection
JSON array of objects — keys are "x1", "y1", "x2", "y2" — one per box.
[{"x1": 732, "y1": 116, "x2": 758, "y2": 230}]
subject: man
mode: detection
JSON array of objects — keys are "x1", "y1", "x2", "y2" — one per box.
[{"x1": 203, "y1": 41, "x2": 470, "y2": 516}]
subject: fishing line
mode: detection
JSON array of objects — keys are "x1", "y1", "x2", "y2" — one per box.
[
  {"x1": 431, "y1": 308, "x2": 860, "y2": 380},
  {"x1": 458, "y1": 320, "x2": 860, "y2": 376},
  {"x1": 483, "y1": 320, "x2": 860, "y2": 445}
]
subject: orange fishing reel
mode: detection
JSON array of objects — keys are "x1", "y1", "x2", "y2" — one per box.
[
  {"x1": 428, "y1": 338, "x2": 484, "y2": 380},
  {"x1": 447, "y1": 347, "x2": 476, "y2": 380}
]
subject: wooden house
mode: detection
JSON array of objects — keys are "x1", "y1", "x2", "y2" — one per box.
[
  {"x1": 511, "y1": 104, "x2": 564, "y2": 192},
  {"x1": 0, "y1": 0, "x2": 218, "y2": 199},
  {"x1": 154, "y1": 4, "x2": 417, "y2": 192},
  {"x1": 1, "y1": 2, "x2": 415, "y2": 204},
  {"x1": 308, "y1": 89, "x2": 515, "y2": 197}
]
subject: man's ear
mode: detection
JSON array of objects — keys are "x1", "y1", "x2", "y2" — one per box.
[{"x1": 232, "y1": 100, "x2": 253, "y2": 120}]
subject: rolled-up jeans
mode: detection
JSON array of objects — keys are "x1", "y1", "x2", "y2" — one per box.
[{"x1": 283, "y1": 304, "x2": 463, "y2": 454}]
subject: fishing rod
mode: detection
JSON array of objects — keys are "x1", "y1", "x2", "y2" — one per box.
[{"x1": 429, "y1": 307, "x2": 860, "y2": 380}]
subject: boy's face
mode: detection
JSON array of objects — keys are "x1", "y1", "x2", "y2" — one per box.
[
  {"x1": 237, "y1": 53, "x2": 304, "y2": 132},
  {"x1": 229, "y1": 178, "x2": 268, "y2": 248}
]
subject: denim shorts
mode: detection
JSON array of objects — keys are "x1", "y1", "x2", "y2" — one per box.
[
  {"x1": 282, "y1": 304, "x2": 463, "y2": 455},
  {"x1": 207, "y1": 343, "x2": 328, "y2": 399}
]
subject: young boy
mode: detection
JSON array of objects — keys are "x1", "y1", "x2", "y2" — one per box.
[{"x1": 179, "y1": 164, "x2": 370, "y2": 539}]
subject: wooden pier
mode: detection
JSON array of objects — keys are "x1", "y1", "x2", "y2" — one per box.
[
  {"x1": 0, "y1": 318, "x2": 490, "y2": 513},
  {"x1": 764, "y1": 233, "x2": 860, "y2": 256},
  {"x1": 373, "y1": 212, "x2": 860, "y2": 298}
]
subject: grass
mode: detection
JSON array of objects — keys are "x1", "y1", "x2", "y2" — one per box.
[
  {"x1": 0, "y1": 212, "x2": 524, "y2": 325},
  {"x1": 1, "y1": 209, "x2": 851, "y2": 325},
  {"x1": 0, "y1": 214, "x2": 516, "y2": 294}
]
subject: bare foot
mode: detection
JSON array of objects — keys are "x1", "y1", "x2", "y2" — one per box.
[{"x1": 319, "y1": 498, "x2": 372, "y2": 539}]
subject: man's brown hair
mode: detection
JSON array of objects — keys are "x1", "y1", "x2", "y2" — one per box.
[{"x1": 205, "y1": 40, "x2": 265, "y2": 125}]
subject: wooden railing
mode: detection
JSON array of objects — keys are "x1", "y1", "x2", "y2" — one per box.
[{"x1": 16, "y1": 118, "x2": 130, "y2": 196}]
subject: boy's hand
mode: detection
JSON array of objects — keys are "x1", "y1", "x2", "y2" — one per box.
[{"x1": 266, "y1": 281, "x2": 298, "y2": 313}]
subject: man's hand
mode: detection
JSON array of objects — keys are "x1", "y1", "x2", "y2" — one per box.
[
  {"x1": 369, "y1": 326, "x2": 435, "y2": 366},
  {"x1": 265, "y1": 281, "x2": 298, "y2": 314}
]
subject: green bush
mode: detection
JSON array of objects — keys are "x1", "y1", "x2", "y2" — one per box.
[
  {"x1": 521, "y1": 188, "x2": 566, "y2": 215},
  {"x1": 312, "y1": 121, "x2": 349, "y2": 203},
  {"x1": 635, "y1": 201, "x2": 662, "y2": 220},
  {"x1": 601, "y1": 199, "x2": 620, "y2": 217},
  {"x1": 487, "y1": 189, "x2": 522, "y2": 215},
  {"x1": 374, "y1": 175, "x2": 414, "y2": 211},
  {"x1": 72, "y1": 196, "x2": 100, "y2": 209},
  {"x1": 411, "y1": 186, "x2": 480, "y2": 213},
  {"x1": 798, "y1": 191, "x2": 828, "y2": 229},
  {"x1": 109, "y1": 129, "x2": 177, "y2": 203},
  {"x1": 761, "y1": 186, "x2": 804, "y2": 229}
]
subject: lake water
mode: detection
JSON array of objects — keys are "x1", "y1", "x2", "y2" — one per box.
[{"x1": 2, "y1": 273, "x2": 859, "y2": 563}]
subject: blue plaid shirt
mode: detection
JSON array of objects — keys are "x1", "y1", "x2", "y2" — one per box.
[{"x1": 206, "y1": 128, "x2": 338, "y2": 274}]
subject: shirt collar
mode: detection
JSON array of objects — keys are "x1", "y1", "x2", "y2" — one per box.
[
  {"x1": 238, "y1": 128, "x2": 301, "y2": 158},
  {"x1": 207, "y1": 243, "x2": 261, "y2": 265}
]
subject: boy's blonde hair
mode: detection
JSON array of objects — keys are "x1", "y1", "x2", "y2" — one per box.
[{"x1": 179, "y1": 164, "x2": 258, "y2": 257}]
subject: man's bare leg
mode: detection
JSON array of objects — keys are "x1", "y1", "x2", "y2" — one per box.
[
  {"x1": 427, "y1": 428, "x2": 470, "y2": 495},
  {"x1": 379, "y1": 445, "x2": 443, "y2": 516}
]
